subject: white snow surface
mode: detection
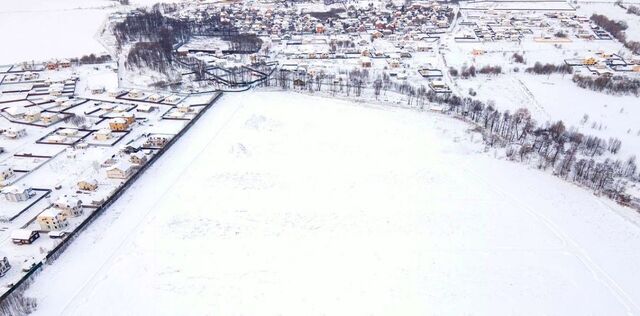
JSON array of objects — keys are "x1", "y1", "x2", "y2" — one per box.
[
  {"x1": 0, "y1": 0, "x2": 116, "y2": 64},
  {"x1": 25, "y1": 91, "x2": 640, "y2": 315}
]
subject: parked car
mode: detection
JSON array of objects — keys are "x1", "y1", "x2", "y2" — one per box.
[
  {"x1": 49, "y1": 231, "x2": 67, "y2": 239},
  {"x1": 21, "y1": 258, "x2": 37, "y2": 272}
]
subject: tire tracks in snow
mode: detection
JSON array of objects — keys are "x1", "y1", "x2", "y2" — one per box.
[{"x1": 460, "y1": 159, "x2": 640, "y2": 315}]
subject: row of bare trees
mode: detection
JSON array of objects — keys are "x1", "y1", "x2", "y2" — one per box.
[
  {"x1": 591, "y1": 14, "x2": 640, "y2": 54},
  {"x1": 262, "y1": 69, "x2": 638, "y2": 202}
]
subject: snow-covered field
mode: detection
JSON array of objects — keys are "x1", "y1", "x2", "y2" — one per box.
[
  {"x1": 0, "y1": 0, "x2": 119, "y2": 64},
  {"x1": 0, "y1": 0, "x2": 180, "y2": 64},
  {"x1": 24, "y1": 91, "x2": 640, "y2": 315}
]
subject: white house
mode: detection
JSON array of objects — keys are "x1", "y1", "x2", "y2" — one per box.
[
  {"x1": 0, "y1": 253, "x2": 10, "y2": 277},
  {"x1": 4, "y1": 127, "x2": 26, "y2": 139},
  {"x1": 53, "y1": 196, "x2": 83, "y2": 217},
  {"x1": 24, "y1": 108, "x2": 41, "y2": 122},
  {"x1": 11, "y1": 229, "x2": 39, "y2": 245},
  {"x1": 136, "y1": 104, "x2": 156, "y2": 113},
  {"x1": 0, "y1": 166, "x2": 14, "y2": 182},
  {"x1": 106, "y1": 161, "x2": 136, "y2": 179},
  {"x1": 48, "y1": 135, "x2": 67, "y2": 144},
  {"x1": 127, "y1": 89, "x2": 143, "y2": 98},
  {"x1": 41, "y1": 112, "x2": 60, "y2": 124},
  {"x1": 129, "y1": 152, "x2": 148, "y2": 165},
  {"x1": 90, "y1": 85, "x2": 105, "y2": 94},
  {"x1": 3, "y1": 184, "x2": 34, "y2": 202},
  {"x1": 23, "y1": 71, "x2": 39, "y2": 80},
  {"x1": 164, "y1": 95, "x2": 181, "y2": 104},
  {"x1": 177, "y1": 103, "x2": 192, "y2": 113},
  {"x1": 94, "y1": 129, "x2": 113, "y2": 141},
  {"x1": 107, "y1": 88, "x2": 127, "y2": 97},
  {"x1": 147, "y1": 94, "x2": 164, "y2": 102},
  {"x1": 48, "y1": 84, "x2": 64, "y2": 96},
  {"x1": 57, "y1": 128, "x2": 78, "y2": 137}
]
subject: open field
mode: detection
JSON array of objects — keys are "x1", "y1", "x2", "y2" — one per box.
[
  {"x1": 24, "y1": 92, "x2": 640, "y2": 315},
  {"x1": 0, "y1": 0, "x2": 118, "y2": 64}
]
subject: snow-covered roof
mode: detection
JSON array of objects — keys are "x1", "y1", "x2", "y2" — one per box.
[
  {"x1": 54, "y1": 195, "x2": 81, "y2": 207},
  {"x1": 39, "y1": 208, "x2": 65, "y2": 218},
  {"x1": 110, "y1": 118, "x2": 127, "y2": 124},
  {"x1": 2, "y1": 184, "x2": 31, "y2": 195},
  {"x1": 96, "y1": 128, "x2": 112, "y2": 135},
  {"x1": 11, "y1": 229, "x2": 34, "y2": 240},
  {"x1": 5, "y1": 106, "x2": 26, "y2": 116},
  {"x1": 108, "y1": 161, "x2": 134, "y2": 172}
]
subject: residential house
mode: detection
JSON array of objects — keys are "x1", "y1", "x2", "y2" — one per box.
[
  {"x1": 127, "y1": 89, "x2": 143, "y2": 98},
  {"x1": 77, "y1": 179, "x2": 98, "y2": 191},
  {"x1": 4, "y1": 127, "x2": 26, "y2": 139},
  {"x1": 584, "y1": 57, "x2": 598, "y2": 65},
  {"x1": 136, "y1": 104, "x2": 156, "y2": 113},
  {"x1": 108, "y1": 118, "x2": 129, "y2": 131},
  {"x1": 37, "y1": 208, "x2": 69, "y2": 231},
  {"x1": 118, "y1": 112, "x2": 136, "y2": 124},
  {"x1": 48, "y1": 135, "x2": 67, "y2": 144},
  {"x1": 145, "y1": 135, "x2": 169, "y2": 148},
  {"x1": 360, "y1": 56, "x2": 372, "y2": 68},
  {"x1": 3, "y1": 184, "x2": 34, "y2": 202},
  {"x1": 24, "y1": 108, "x2": 41, "y2": 122},
  {"x1": 108, "y1": 89, "x2": 127, "y2": 97},
  {"x1": 177, "y1": 103, "x2": 192, "y2": 113},
  {"x1": 11, "y1": 229, "x2": 39, "y2": 245},
  {"x1": 129, "y1": 152, "x2": 148, "y2": 165},
  {"x1": 5, "y1": 106, "x2": 26, "y2": 119},
  {"x1": 0, "y1": 254, "x2": 10, "y2": 277},
  {"x1": 23, "y1": 71, "x2": 38, "y2": 80},
  {"x1": 90, "y1": 85, "x2": 105, "y2": 94},
  {"x1": 48, "y1": 84, "x2": 64, "y2": 96},
  {"x1": 45, "y1": 60, "x2": 58, "y2": 70},
  {"x1": 106, "y1": 161, "x2": 136, "y2": 179},
  {"x1": 113, "y1": 104, "x2": 129, "y2": 113},
  {"x1": 53, "y1": 196, "x2": 83, "y2": 217},
  {"x1": 164, "y1": 95, "x2": 181, "y2": 104},
  {"x1": 94, "y1": 129, "x2": 113, "y2": 141},
  {"x1": 58, "y1": 128, "x2": 78, "y2": 137},
  {"x1": 0, "y1": 166, "x2": 14, "y2": 182},
  {"x1": 41, "y1": 112, "x2": 59, "y2": 124},
  {"x1": 147, "y1": 94, "x2": 164, "y2": 102}
]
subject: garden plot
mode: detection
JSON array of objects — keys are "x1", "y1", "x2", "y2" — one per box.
[{"x1": 0, "y1": 189, "x2": 50, "y2": 222}]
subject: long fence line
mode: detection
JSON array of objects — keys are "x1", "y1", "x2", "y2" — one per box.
[{"x1": 0, "y1": 92, "x2": 223, "y2": 314}]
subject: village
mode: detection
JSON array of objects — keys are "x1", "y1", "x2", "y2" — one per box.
[
  {"x1": 146, "y1": 0, "x2": 640, "y2": 95},
  {"x1": 0, "y1": 59, "x2": 220, "y2": 293}
]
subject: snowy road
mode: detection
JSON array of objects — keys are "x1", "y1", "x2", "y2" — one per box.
[{"x1": 24, "y1": 91, "x2": 640, "y2": 315}]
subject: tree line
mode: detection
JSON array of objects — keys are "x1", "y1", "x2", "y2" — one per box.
[
  {"x1": 260, "y1": 69, "x2": 638, "y2": 205},
  {"x1": 590, "y1": 14, "x2": 640, "y2": 54},
  {"x1": 573, "y1": 74, "x2": 640, "y2": 96}
]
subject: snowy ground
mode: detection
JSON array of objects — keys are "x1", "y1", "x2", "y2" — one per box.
[
  {"x1": 0, "y1": 0, "x2": 120, "y2": 64},
  {"x1": 0, "y1": 0, "x2": 181, "y2": 64},
  {"x1": 24, "y1": 91, "x2": 640, "y2": 315}
]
